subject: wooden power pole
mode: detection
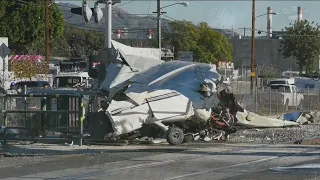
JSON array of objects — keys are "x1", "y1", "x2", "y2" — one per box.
[
  {"x1": 157, "y1": 0, "x2": 161, "y2": 49},
  {"x1": 250, "y1": 0, "x2": 256, "y2": 95},
  {"x1": 45, "y1": 0, "x2": 50, "y2": 68}
]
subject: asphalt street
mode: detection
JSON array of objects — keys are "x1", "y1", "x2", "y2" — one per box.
[{"x1": 1, "y1": 143, "x2": 320, "y2": 180}]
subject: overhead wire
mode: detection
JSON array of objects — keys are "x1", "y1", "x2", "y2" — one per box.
[
  {"x1": 147, "y1": 0, "x2": 152, "y2": 14},
  {"x1": 142, "y1": 0, "x2": 153, "y2": 37},
  {"x1": 11, "y1": 1, "x2": 255, "y2": 37},
  {"x1": 55, "y1": 3, "x2": 75, "y2": 8},
  {"x1": 114, "y1": 0, "x2": 135, "y2": 7},
  {"x1": 162, "y1": 14, "x2": 178, "y2": 22},
  {"x1": 65, "y1": 21, "x2": 158, "y2": 31}
]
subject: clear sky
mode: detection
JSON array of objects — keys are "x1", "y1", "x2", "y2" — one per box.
[{"x1": 60, "y1": 0, "x2": 319, "y2": 35}]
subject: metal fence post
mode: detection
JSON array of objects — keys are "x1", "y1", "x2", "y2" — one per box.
[
  {"x1": 307, "y1": 87, "x2": 310, "y2": 111},
  {"x1": 283, "y1": 88, "x2": 285, "y2": 113},
  {"x1": 4, "y1": 95, "x2": 7, "y2": 126},
  {"x1": 276, "y1": 89, "x2": 278, "y2": 115},
  {"x1": 295, "y1": 89, "x2": 297, "y2": 111},
  {"x1": 23, "y1": 84, "x2": 27, "y2": 127},
  {"x1": 78, "y1": 95, "x2": 84, "y2": 146},
  {"x1": 255, "y1": 81, "x2": 258, "y2": 113},
  {"x1": 40, "y1": 96, "x2": 47, "y2": 135},
  {"x1": 319, "y1": 88, "x2": 320, "y2": 111},
  {"x1": 269, "y1": 88, "x2": 271, "y2": 116}
]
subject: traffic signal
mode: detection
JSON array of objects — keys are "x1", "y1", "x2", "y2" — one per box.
[
  {"x1": 93, "y1": 2, "x2": 103, "y2": 23},
  {"x1": 82, "y1": 0, "x2": 92, "y2": 22},
  {"x1": 70, "y1": 0, "x2": 121, "y2": 23}
]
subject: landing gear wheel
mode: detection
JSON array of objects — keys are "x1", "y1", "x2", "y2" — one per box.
[
  {"x1": 166, "y1": 127, "x2": 184, "y2": 145},
  {"x1": 183, "y1": 134, "x2": 194, "y2": 143}
]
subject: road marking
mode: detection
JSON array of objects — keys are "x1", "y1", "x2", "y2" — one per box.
[
  {"x1": 163, "y1": 147, "x2": 320, "y2": 180},
  {"x1": 162, "y1": 156, "x2": 278, "y2": 180},
  {"x1": 16, "y1": 145, "x2": 271, "y2": 180},
  {"x1": 6, "y1": 144, "x2": 297, "y2": 180},
  {"x1": 271, "y1": 163, "x2": 320, "y2": 171},
  {"x1": 42, "y1": 155, "x2": 203, "y2": 180}
]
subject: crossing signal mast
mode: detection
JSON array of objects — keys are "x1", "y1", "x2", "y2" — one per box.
[
  {"x1": 71, "y1": 0, "x2": 121, "y2": 55},
  {"x1": 71, "y1": 0, "x2": 121, "y2": 80}
]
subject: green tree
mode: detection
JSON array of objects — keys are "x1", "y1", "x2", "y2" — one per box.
[
  {"x1": 63, "y1": 25, "x2": 104, "y2": 57},
  {"x1": 280, "y1": 19, "x2": 320, "y2": 74},
  {"x1": 163, "y1": 21, "x2": 233, "y2": 63},
  {"x1": 0, "y1": 0, "x2": 64, "y2": 54},
  {"x1": 163, "y1": 20, "x2": 199, "y2": 57},
  {"x1": 195, "y1": 22, "x2": 233, "y2": 63}
]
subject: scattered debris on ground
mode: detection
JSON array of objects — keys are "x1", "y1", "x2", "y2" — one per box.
[
  {"x1": 226, "y1": 110, "x2": 320, "y2": 144},
  {"x1": 278, "y1": 111, "x2": 320, "y2": 125},
  {"x1": 228, "y1": 124, "x2": 320, "y2": 144},
  {"x1": 2, "y1": 111, "x2": 320, "y2": 147}
]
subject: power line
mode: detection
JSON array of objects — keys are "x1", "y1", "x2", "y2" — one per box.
[
  {"x1": 115, "y1": 0, "x2": 135, "y2": 7},
  {"x1": 147, "y1": 0, "x2": 152, "y2": 14},
  {"x1": 162, "y1": 14, "x2": 178, "y2": 22},
  {"x1": 56, "y1": 3, "x2": 74, "y2": 8},
  {"x1": 65, "y1": 21, "x2": 159, "y2": 31}
]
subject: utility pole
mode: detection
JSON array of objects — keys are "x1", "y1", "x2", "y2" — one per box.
[
  {"x1": 238, "y1": 27, "x2": 247, "y2": 38},
  {"x1": 250, "y1": 0, "x2": 256, "y2": 95},
  {"x1": 45, "y1": 0, "x2": 50, "y2": 68},
  {"x1": 157, "y1": 0, "x2": 161, "y2": 50},
  {"x1": 106, "y1": 0, "x2": 112, "y2": 51}
]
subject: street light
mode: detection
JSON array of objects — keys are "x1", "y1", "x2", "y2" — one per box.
[
  {"x1": 255, "y1": 12, "x2": 278, "y2": 19},
  {"x1": 160, "y1": 2, "x2": 189, "y2": 9},
  {"x1": 154, "y1": 1, "x2": 189, "y2": 50},
  {"x1": 238, "y1": 12, "x2": 278, "y2": 38},
  {"x1": 250, "y1": 3, "x2": 278, "y2": 95}
]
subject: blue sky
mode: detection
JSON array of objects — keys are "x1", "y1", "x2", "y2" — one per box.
[{"x1": 60, "y1": 1, "x2": 319, "y2": 35}]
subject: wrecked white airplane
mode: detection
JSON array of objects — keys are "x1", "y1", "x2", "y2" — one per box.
[
  {"x1": 86, "y1": 41, "x2": 301, "y2": 145},
  {"x1": 95, "y1": 57, "x2": 241, "y2": 145},
  {"x1": 87, "y1": 41, "x2": 243, "y2": 145}
]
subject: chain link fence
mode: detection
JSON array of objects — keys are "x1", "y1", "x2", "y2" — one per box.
[
  {"x1": 234, "y1": 87, "x2": 320, "y2": 116},
  {"x1": 0, "y1": 95, "x2": 89, "y2": 136},
  {"x1": 0, "y1": 96, "x2": 42, "y2": 128}
]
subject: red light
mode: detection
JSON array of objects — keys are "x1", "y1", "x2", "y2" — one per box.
[{"x1": 92, "y1": 62, "x2": 101, "y2": 67}]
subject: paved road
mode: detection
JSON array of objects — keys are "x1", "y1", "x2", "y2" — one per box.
[{"x1": 1, "y1": 143, "x2": 320, "y2": 180}]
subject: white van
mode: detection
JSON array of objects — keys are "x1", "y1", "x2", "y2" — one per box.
[{"x1": 53, "y1": 71, "x2": 91, "y2": 88}]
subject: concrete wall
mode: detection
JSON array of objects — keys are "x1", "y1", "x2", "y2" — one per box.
[{"x1": 230, "y1": 38, "x2": 299, "y2": 71}]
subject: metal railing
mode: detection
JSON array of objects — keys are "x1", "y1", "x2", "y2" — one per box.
[{"x1": 0, "y1": 94, "x2": 86, "y2": 145}]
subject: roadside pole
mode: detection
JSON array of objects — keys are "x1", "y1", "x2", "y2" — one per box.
[
  {"x1": 105, "y1": 0, "x2": 112, "y2": 54},
  {"x1": 45, "y1": 0, "x2": 50, "y2": 69}
]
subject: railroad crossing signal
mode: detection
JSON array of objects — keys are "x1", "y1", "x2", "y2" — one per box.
[{"x1": 70, "y1": 0, "x2": 121, "y2": 23}]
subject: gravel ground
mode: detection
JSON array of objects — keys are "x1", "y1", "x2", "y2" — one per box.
[{"x1": 228, "y1": 124, "x2": 320, "y2": 144}]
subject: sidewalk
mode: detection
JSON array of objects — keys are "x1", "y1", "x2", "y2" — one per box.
[{"x1": 0, "y1": 139, "x2": 172, "y2": 156}]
